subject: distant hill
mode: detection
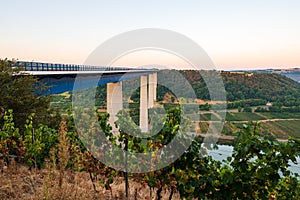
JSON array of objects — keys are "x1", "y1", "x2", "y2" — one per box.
[
  {"x1": 179, "y1": 70, "x2": 300, "y2": 103},
  {"x1": 278, "y1": 70, "x2": 300, "y2": 82},
  {"x1": 91, "y1": 70, "x2": 300, "y2": 107},
  {"x1": 232, "y1": 68, "x2": 300, "y2": 82}
]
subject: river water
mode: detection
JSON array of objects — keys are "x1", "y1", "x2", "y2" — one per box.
[{"x1": 207, "y1": 145, "x2": 300, "y2": 175}]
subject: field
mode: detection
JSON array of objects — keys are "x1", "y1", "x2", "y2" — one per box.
[
  {"x1": 259, "y1": 112, "x2": 300, "y2": 119},
  {"x1": 260, "y1": 120, "x2": 300, "y2": 139},
  {"x1": 187, "y1": 113, "x2": 219, "y2": 121},
  {"x1": 224, "y1": 111, "x2": 300, "y2": 121},
  {"x1": 225, "y1": 112, "x2": 266, "y2": 121},
  {"x1": 50, "y1": 94, "x2": 300, "y2": 139},
  {"x1": 195, "y1": 111, "x2": 300, "y2": 139},
  {"x1": 197, "y1": 121, "x2": 239, "y2": 135},
  {"x1": 50, "y1": 93, "x2": 71, "y2": 110}
]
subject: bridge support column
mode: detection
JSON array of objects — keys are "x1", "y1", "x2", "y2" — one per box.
[
  {"x1": 153, "y1": 73, "x2": 157, "y2": 102},
  {"x1": 140, "y1": 76, "x2": 148, "y2": 132},
  {"x1": 148, "y1": 74, "x2": 154, "y2": 108},
  {"x1": 107, "y1": 82, "x2": 123, "y2": 133}
]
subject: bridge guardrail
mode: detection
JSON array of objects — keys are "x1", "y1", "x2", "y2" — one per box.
[{"x1": 15, "y1": 61, "x2": 156, "y2": 72}]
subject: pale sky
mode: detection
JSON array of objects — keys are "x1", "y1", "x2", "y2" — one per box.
[{"x1": 1, "y1": 0, "x2": 300, "y2": 70}]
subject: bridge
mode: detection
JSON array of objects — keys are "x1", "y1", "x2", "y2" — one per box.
[{"x1": 16, "y1": 61, "x2": 159, "y2": 132}]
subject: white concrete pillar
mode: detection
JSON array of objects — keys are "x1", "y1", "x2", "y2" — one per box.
[
  {"x1": 148, "y1": 74, "x2": 154, "y2": 108},
  {"x1": 153, "y1": 73, "x2": 157, "y2": 102},
  {"x1": 107, "y1": 82, "x2": 123, "y2": 133},
  {"x1": 140, "y1": 76, "x2": 148, "y2": 132}
]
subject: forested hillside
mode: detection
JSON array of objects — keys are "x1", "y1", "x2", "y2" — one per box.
[
  {"x1": 91, "y1": 70, "x2": 300, "y2": 108},
  {"x1": 179, "y1": 70, "x2": 300, "y2": 103}
]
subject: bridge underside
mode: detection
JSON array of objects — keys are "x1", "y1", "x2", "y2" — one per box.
[
  {"x1": 31, "y1": 69, "x2": 158, "y2": 132},
  {"x1": 38, "y1": 71, "x2": 151, "y2": 95}
]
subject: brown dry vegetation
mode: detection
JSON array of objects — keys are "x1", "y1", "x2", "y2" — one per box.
[{"x1": 0, "y1": 160, "x2": 179, "y2": 200}]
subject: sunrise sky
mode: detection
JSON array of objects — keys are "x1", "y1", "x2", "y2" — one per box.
[{"x1": 1, "y1": 0, "x2": 300, "y2": 70}]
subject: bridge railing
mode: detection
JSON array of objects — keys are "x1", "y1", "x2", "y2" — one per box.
[{"x1": 15, "y1": 61, "x2": 154, "y2": 72}]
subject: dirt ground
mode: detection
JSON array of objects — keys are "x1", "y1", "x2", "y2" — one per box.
[{"x1": 0, "y1": 160, "x2": 179, "y2": 200}]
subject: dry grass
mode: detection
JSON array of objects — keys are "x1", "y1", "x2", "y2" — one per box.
[
  {"x1": 0, "y1": 162, "x2": 105, "y2": 199},
  {"x1": 0, "y1": 162, "x2": 180, "y2": 200}
]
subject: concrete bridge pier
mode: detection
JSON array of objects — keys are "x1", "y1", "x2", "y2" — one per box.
[
  {"x1": 107, "y1": 73, "x2": 157, "y2": 133},
  {"x1": 107, "y1": 82, "x2": 123, "y2": 133},
  {"x1": 140, "y1": 72, "x2": 157, "y2": 132},
  {"x1": 140, "y1": 76, "x2": 149, "y2": 132},
  {"x1": 153, "y1": 73, "x2": 157, "y2": 102},
  {"x1": 148, "y1": 73, "x2": 155, "y2": 109}
]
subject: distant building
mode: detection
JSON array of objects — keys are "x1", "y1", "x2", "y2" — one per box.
[
  {"x1": 266, "y1": 102, "x2": 273, "y2": 106},
  {"x1": 229, "y1": 72, "x2": 253, "y2": 77}
]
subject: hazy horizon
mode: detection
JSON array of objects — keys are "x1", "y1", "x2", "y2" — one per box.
[{"x1": 1, "y1": 0, "x2": 300, "y2": 70}]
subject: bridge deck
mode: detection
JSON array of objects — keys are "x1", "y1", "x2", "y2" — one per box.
[
  {"x1": 22, "y1": 69, "x2": 157, "y2": 76},
  {"x1": 14, "y1": 61, "x2": 158, "y2": 95},
  {"x1": 16, "y1": 61, "x2": 155, "y2": 73}
]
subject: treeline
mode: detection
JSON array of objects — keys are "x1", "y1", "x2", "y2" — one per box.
[
  {"x1": 74, "y1": 70, "x2": 300, "y2": 111},
  {"x1": 227, "y1": 99, "x2": 267, "y2": 109},
  {"x1": 0, "y1": 59, "x2": 61, "y2": 129},
  {"x1": 179, "y1": 70, "x2": 300, "y2": 105},
  {"x1": 124, "y1": 70, "x2": 300, "y2": 108},
  {"x1": 255, "y1": 103, "x2": 300, "y2": 113}
]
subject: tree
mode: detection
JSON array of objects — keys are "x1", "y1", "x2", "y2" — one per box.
[
  {"x1": 224, "y1": 122, "x2": 300, "y2": 199},
  {"x1": 238, "y1": 106, "x2": 242, "y2": 112},
  {"x1": 243, "y1": 104, "x2": 252, "y2": 112},
  {"x1": 0, "y1": 59, "x2": 56, "y2": 129}
]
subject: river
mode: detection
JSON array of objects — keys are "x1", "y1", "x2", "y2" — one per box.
[{"x1": 207, "y1": 145, "x2": 300, "y2": 175}]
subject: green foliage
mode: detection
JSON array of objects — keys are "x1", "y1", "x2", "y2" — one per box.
[
  {"x1": 225, "y1": 112, "x2": 266, "y2": 121},
  {"x1": 224, "y1": 122, "x2": 300, "y2": 199},
  {"x1": 0, "y1": 58, "x2": 57, "y2": 129},
  {"x1": 65, "y1": 107, "x2": 118, "y2": 192},
  {"x1": 0, "y1": 110, "x2": 24, "y2": 162},
  {"x1": 95, "y1": 85, "x2": 107, "y2": 107},
  {"x1": 178, "y1": 70, "x2": 300, "y2": 104},
  {"x1": 259, "y1": 112, "x2": 300, "y2": 119},
  {"x1": 228, "y1": 99, "x2": 268, "y2": 109},
  {"x1": 1, "y1": 106, "x2": 300, "y2": 199},
  {"x1": 255, "y1": 106, "x2": 269, "y2": 112},
  {"x1": 0, "y1": 110, "x2": 58, "y2": 168},
  {"x1": 260, "y1": 120, "x2": 300, "y2": 139},
  {"x1": 243, "y1": 104, "x2": 252, "y2": 112},
  {"x1": 104, "y1": 108, "x2": 300, "y2": 199},
  {"x1": 238, "y1": 106, "x2": 242, "y2": 112},
  {"x1": 23, "y1": 113, "x2": 58, "y2": 168}
]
